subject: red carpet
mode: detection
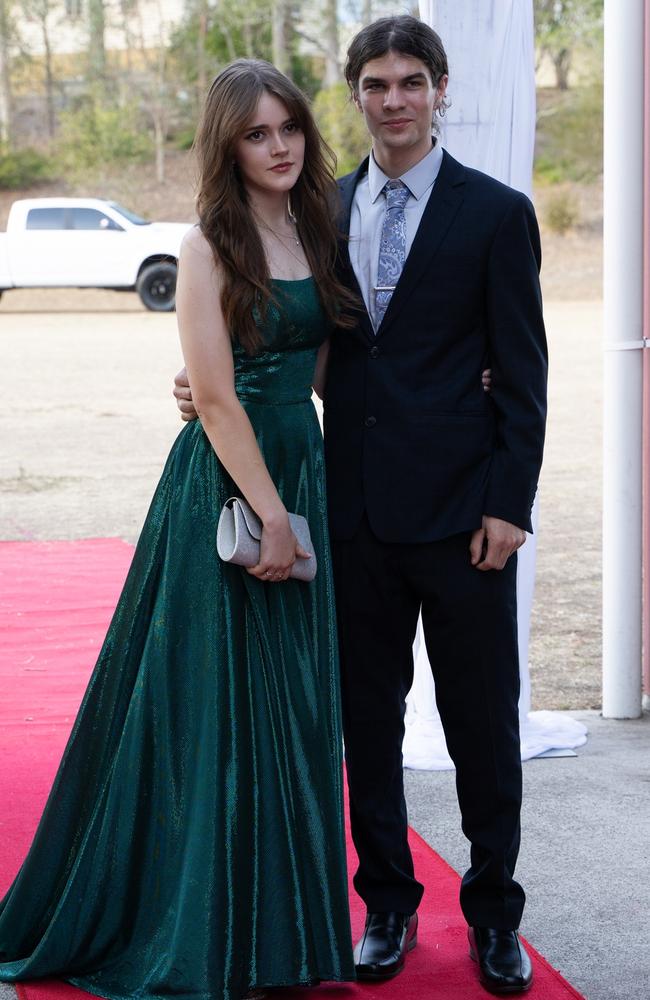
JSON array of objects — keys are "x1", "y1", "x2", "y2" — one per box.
[{"x1": 0, "y1": 540, "x2": 585, "y2": 1000}]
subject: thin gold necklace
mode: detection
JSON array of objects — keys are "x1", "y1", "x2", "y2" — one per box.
[
  {"x1": 254, "y1": 211, "x2": 301, "y2": 247},
  {"x1": 258, "y1": 228, "x2": 306, "y2": 270},
  {"x1": 268, "y1": 237, "x2": 308, "y2": 272}
]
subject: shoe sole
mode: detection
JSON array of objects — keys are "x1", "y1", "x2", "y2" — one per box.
[
  {"x1": 355, "y1": 934, "x2": 418, "y2": 981},
  {"x1": 469, "y1": 947, "x2": 533, "y2": 995}
]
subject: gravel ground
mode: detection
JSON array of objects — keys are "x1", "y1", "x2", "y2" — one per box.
[{"x1": 0, "y1": 290, "x2": 602, "y2": 710}]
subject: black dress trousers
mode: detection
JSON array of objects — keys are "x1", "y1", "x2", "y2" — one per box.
[{"x1": 332, "y1": 514, "x2": 526, "y2": 930}]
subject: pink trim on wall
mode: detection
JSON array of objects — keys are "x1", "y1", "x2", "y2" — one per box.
[{"x1": 642, "y1": 0, "x2": 650, "y2": 697}]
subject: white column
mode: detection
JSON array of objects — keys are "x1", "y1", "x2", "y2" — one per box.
[{"x1": 602, "y1": 0, "x2": 645, "y2": 718}]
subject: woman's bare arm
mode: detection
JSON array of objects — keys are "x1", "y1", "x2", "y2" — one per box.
[{"x1": 176, "y1": 228, "x2": 308, "y2": 579}]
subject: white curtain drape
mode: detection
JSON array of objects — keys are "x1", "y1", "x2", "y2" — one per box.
[{"x1": 403, "y1": 0, "x2": 587, "y2": 769}]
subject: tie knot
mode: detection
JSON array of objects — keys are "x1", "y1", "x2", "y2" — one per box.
[{"x1": 383, "y1": 179, "x2": 410, "y2": 210}]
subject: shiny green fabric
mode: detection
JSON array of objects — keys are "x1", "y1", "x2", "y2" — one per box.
[{"x1": 0, "y1": 277, "x2": 355, "y2": 999}]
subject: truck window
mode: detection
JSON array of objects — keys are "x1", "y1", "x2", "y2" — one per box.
[
  {"x1": 26, "y1": 208, "x2": 67, "y2": 230},
  {"x1": 70, "y1": 208, "x2": 124, "y2": 231},
  {"x1": 107, "y1": 202, "x2": 150, "y2": 226}
]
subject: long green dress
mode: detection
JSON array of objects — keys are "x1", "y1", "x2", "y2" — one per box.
[{"x1": 0, "y1": 277, "x2": 355, "y2": 1000}]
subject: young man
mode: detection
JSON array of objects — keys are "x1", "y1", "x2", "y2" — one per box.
[{"x1": 175, "y1": 15, "x2": 547, "y2": 995}]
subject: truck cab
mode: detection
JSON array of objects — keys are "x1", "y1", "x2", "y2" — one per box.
[{"x1": 0, "y1": 198, "x2": 192, "y2": 310}]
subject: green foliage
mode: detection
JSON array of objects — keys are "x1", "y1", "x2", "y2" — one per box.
[
  {"x1": 534, "y1": 0, "x2": 603, "y2": 88},
  {"x1": 174, "y1": 126, "x2": 196, "y2": 151},
  {"x1": 0, "y1": 146, "x2": 54, "y2": 189},
  {"x1": 535, "y1": 0, "x2": 603, "y2": 52},
  {"x1": 290, "y1": 54, "x2": 322, "y2": 103},
  {"x1": 313, "y1": 83, "x2": 369, "y2": 178},
  {"x1": 169, "y1": 2, "x2": 320, "y2": 101},
  {"x1": 534, "y1": 84, "x2": 602, "y2": 184},
  {"x1": 55, "y1": 99, "x2": 152, "y2": 176},
  {"x1": 544, "y1": 188, "x2": 580, "y2": 234},
  {"x1": 169, "y1": 0, "x2": 272, "y2": 86}
]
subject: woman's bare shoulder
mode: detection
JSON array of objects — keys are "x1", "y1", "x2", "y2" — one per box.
[{"x1": 181, "y1": 224, "x2": 214, "y2": 262}]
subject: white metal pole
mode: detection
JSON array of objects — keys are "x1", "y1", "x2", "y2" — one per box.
[{"x1": 602, "y1": 0, "x2": 645, "y2": 718}]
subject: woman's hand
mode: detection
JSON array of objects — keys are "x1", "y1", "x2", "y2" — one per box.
[
  {"x1": 247, "y1": 515, "x2": 312, "y2": 582},
  {"x1": 482, "y1": 368, "x2": 492, "y2": 393}
]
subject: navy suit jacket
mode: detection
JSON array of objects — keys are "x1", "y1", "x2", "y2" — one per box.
[{"x1": 323, "y1": 149, "x2": 548, "y2": 543}]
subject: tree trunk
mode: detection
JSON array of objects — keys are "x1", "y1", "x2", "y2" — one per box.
[
  {"x1": 219, "y1": 21, "x2": 237, "y2": 62},
  {"x1": 0, "y1": 0, "x2": 12, "y2": 145},
  {"x1": 323, "y1": 0, "x2": 339, "y2": 86},
  {"x1": 272, "y1": 0, "x2": 290, "y2": 76},
  {"x1": 553, "y1": 48, "x2": 571, "y2": 90},
  {"x1": 87, "y1": 0, "x2": 106, "y2": 81},
  {"x1": 154, "y1": 113, "x2": 165, "y2": 182},
  {"x1": 362, "y1": 0, "x2": 372, "y2": 25},
  {"x1": 154, "y1": 39, "x2": 166, "y2": 183},
  {"x1": 241, "y1": 16, "x2": 253, "y2": 60},
  {"x1": 197, "y1": 0, "x2": 208, "y2": 101},
  {"x1": 41, "y1": 15, "x2": 55, "y2": 138},
  {"x1": 120, "y1": 0, "x2": 135, "y2": 76}
]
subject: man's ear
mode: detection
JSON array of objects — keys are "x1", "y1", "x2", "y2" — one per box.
[
  {"x1": 434, "y1": 73, "x2": 449, "y2": 112},
  {"x1": 352, "y1": 90, "x2": 363, "y2": 113}
]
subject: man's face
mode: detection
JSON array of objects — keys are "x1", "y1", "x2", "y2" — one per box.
[{"x1": 354, "y1": 50, "x2": 447, "y2": 162}]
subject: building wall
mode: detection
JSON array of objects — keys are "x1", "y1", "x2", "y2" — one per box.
[{"x1": 14, "y1": 0, "x2": 186, "y2": 57}]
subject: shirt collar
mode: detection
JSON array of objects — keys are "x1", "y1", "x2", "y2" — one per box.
[{"x1": 368, "y1": 139, "x2": 444, "y2": 204}]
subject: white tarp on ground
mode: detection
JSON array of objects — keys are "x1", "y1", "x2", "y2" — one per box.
[{"x1": 403, "y1": 0, "x2": 587, "y2": 769}]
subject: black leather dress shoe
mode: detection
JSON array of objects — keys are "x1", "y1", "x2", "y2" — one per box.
[
  {"x1": 354, "y1": 911, "x2": 418, "y2": 980},
  {"x1": 468, "y1": 927, "x2": 533, "y2": 994}
]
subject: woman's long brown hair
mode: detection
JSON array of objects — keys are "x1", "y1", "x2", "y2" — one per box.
[{"x1": 193, "y1": 59, "x2": 359, "y2": 354}]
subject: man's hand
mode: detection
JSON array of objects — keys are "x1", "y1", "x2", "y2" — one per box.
[
  {"x1": 469, "y1": 515, "x2": 525, "y2": 571},
  {"x1": 173, "y1": 367, "x2": 198, "y2": 422}
]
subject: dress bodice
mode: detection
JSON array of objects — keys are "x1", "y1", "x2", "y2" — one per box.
[{"x1": 233, "y1": 277, "x2": 330, "y2": 406}]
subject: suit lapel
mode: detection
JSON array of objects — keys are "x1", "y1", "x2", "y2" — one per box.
[
  {"x1": 376, "y1": 150, "x2": 467, "y2": 339},
  {"x1": 337, "y1": 159, "x2": 375, "y2": 344},
  {"x1": 337, "y1": 160, "x2": 368, "y2": 237}
]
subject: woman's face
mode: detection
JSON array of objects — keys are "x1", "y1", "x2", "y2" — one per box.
[{"x1": 234, "y1": 92, "x2": 305, "y2": 198}]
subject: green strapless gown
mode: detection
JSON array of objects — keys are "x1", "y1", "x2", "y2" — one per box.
[{"x1": 0, "y1": 278, "x2": 355, "y2": 999}]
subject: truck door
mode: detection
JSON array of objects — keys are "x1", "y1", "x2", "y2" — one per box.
[
  {"x1": 67, "y1": 207, "x2": 130, "y2": 285},
  {"x1": 9, "y1": 206, "x2": 130, "y2": 287},
  {"x1": 9, "y1": 206, "x2": 69, "y2": 285}
]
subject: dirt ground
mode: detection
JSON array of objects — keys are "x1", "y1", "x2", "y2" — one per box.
[{"x1": 0, "y1": 282, "x2": 602, "y2": 711}]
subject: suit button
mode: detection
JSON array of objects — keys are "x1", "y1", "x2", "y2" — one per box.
[
  {"x1": 364, "y1": 416, "x2": 377, "y2": 428},
  {"x1": 369, "y1": 346, "x2": 379, "y2": 358}
]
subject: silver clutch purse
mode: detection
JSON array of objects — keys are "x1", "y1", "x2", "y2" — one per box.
[{"x1": 216, "y1": 496, "x2": 317, "y2": 582}]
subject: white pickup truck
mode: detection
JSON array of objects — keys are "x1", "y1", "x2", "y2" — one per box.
[{"x1": 0, "y1": 198, "x2": 192, "y2": 310}]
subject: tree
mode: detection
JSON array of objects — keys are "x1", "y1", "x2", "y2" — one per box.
[
  {"x1": 272, "y1": 0, "x2": 290, "y2": 75},
  {"x1": 0, "y1": 0, "x2": 14, "y2": 144},
  {"x1": 121, "y1": 0, "x2": 171, "y2": 182},
  {"x1": 314, "y1": 81, "x2": 369, "y2": 175},
  {"x1": 172, "y1": 0, "x2": 267, "y2": 82},
  {"x1": 534, "y1": 0, "x2": 603, "y2": 90},
  {"x1": 20, "y1": 0, "x2": 58, "y2": 137},
  {"x1": 322, "y1": 0, "x2": 339, "y2": 86},
  {"x1": 196, "y1": 0, "x2": 208, "y2": 98},
  {"x1": 87, "y1": 0, "x2": 106, "y2": 81}
]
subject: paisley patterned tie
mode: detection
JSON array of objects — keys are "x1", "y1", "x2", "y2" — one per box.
[{"x1": 375, "y1": 179, "x2": 410, "y2": 329}]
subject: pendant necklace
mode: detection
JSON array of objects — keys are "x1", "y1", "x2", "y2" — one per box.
[
  {"x1": 260, "y1": 220, "x2": 301, "y2": 247},
  {"x1": 253, "y1": 209, "x2": 307, "y2": 276},
  {"x1": 258, "y1": 224, "x2": 306, "y2": 269}
]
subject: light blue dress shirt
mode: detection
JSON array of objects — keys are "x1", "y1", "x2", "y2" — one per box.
[{"x1": 348, "y1": 140, "x2": 444, "y2": 331}]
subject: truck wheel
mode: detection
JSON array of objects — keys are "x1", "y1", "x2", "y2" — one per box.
[{"x1": 136, "y1": 262, "x2": 177, "y2": 311}]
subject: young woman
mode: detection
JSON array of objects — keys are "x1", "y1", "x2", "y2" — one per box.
[{"x1": 0, "y1": 60, "x2": 358, "y2": 999}]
